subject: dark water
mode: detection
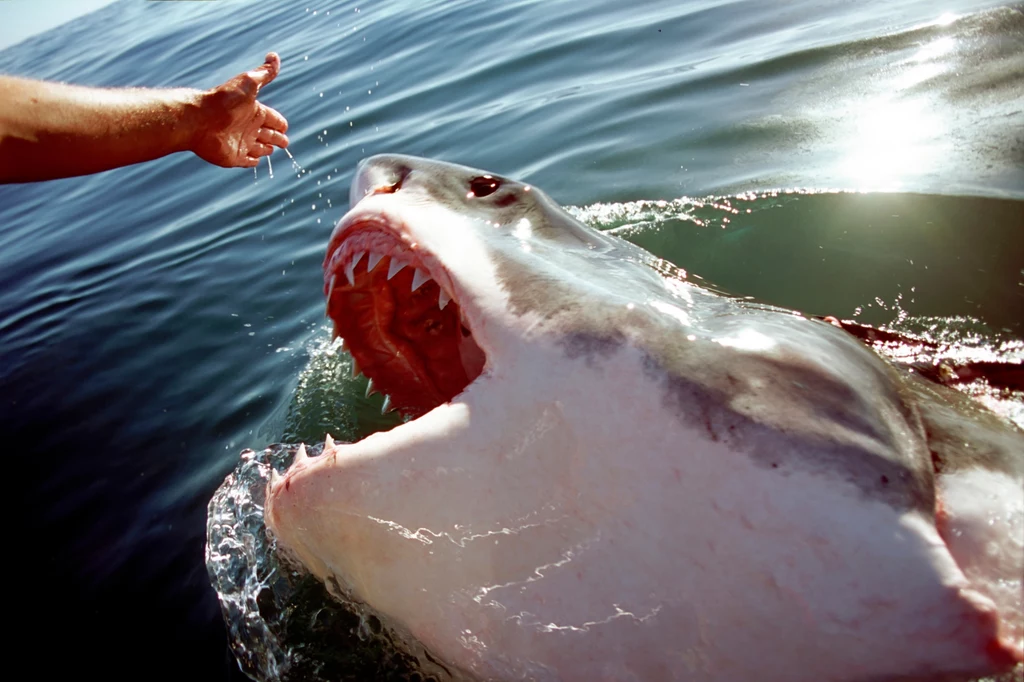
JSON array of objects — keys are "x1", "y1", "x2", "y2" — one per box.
[{"x1": 0, "y1": 0, "x2": 1021, "y2": 679}]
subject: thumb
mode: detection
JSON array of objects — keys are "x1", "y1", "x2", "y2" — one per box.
[{"x1": 247, "y1": 52, "x2": 281, "y2": 93}]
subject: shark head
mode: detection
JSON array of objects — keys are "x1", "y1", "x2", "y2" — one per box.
[
  {"x1": 318, "y1": 154, "x2": 669, "y2": 417},
  {"x1": 265, "y1": 155, "x2": 1023, "y2": 681}
]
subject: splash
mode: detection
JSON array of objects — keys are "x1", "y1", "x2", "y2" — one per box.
[
  {"x1": 880, "y1": 315, "x2": 1024, "y2": 429},
  {"x1": 206, "y1": 442, "x2": 457, "y2": 682},
  {"x1": 284, "y1": 148, "x2": 310, "y2": 179}
]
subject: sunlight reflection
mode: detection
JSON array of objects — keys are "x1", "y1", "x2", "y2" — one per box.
[
  {"x1": 842, "y1": 97, "x2": 946, "y2": 190},
  {"x1": 513, "y1": 217, "x2": 533, "y2": 241},
  {"x1": 837, "y1": 27, "x2": 961, "y2": 191},
  {"x1": 651, "y1": 299, "x2": 691, "y2": 326},
  {"x1": 714, "y1": 328, "x2": 775, "y2": 352},
  {"x1": 911, "y1": 36, "x2": 955, "y2": 63}
]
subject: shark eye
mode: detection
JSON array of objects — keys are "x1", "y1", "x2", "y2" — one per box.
[{"x1": 469, "y1": 175, "x2": 501, "y2": 198}]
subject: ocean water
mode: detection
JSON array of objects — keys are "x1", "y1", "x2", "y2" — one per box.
[{"x1": 1, "y1": 0, "x2": 1021, "y2": 679}]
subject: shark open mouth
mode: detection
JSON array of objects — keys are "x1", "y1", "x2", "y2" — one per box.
[{"x1": 323, "y1": 217, "x2": 487, "y2": 418}]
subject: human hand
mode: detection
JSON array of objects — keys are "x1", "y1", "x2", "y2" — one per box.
[{"x1": 192, "y1": 53, "x2": 289, "y2": 168}]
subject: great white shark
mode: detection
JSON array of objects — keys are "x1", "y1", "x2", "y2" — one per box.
[{"x1": 265, "y1": 155, "x2": 1023, "y2": 681}]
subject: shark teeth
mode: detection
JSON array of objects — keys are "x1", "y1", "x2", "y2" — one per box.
[
  {"x1": 387, "y1": 258, "x2": 408, "y2": 280},
  {"x1": 328, "y1": 246, "x2": 464, "y2": 408},
  {"x1": 344, "y1": 250, "x2": 365, "y2": 285},
  {"x1": 325, "y1": 433, "x2": 335, "y2": 449},
  {"x1": 366, "y1": 251, "x2": 385, "y2": 272},
  {"x1": 270, "y1": 468, "x2": 282, "y2": 488},
  {"x1": 411, "y1": 268, "x2": 431, "y2": 291},
  {"x1": 332, "y1": 242, "x2": 458, "y2": 311},
  {"x1": 295, "y1": 442, "x2": 308, "y2": 463}
]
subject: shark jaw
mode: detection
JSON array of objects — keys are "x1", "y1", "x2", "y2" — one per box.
[
  {"x1": 265, "y1": 155, "x2": 1023, "y2": 681},
  {"x1": 323, "y1": 205, "x2": 488, "y2": 418}
]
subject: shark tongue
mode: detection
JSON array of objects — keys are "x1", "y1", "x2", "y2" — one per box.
[{"x1": 328, "y1": 251, "x2": 483, "y2": 417}]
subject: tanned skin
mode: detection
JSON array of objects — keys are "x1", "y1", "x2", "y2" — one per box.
[{"x1": 0, "y1": 52, "x2": 289, "y2": 183}]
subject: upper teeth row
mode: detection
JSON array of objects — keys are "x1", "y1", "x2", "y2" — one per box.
[{"x1": 337, "y1": 250, "x2": 450, "y2": 310}]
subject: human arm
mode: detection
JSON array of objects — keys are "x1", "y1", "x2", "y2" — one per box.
[{"x1": 0, "y1": 52, "x2": 289, "y2": 183}]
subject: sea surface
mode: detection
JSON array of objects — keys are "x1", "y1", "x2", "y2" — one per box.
[{"x1": 0, "y1": 0, "x2": 1021, "y2": 680}]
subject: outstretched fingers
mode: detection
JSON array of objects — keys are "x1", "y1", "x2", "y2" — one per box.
[
  {"x1": 243, "y1": 142, "x2": 274, "y2": 168},
  {"x1": 193, "y1": 52, "x2": 290, "y2": 169},
  {"x1": 261, "y1": 104, "x2": 288, "y2": 133},
  {"x1": 250, "y1": 142, "x2": 274, "y2": 157},
  {"x1": 257, "y1": 126, "x2": 289, "y2": 149}
]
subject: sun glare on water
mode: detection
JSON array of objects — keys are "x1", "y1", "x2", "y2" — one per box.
[
  {"x1": 841, "y1": 97, "x2": 948, "y2": 191},
  {"x1": 839, "y1": 30, "x2": 959, "y2": 192}
]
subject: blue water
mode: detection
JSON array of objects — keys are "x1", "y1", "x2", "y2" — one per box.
[{"x1": 1, "y1": 0, "x2": 1021, "y2": 679}]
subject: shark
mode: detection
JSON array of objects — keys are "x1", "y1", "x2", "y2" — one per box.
[{"x1": 265, "y1": 155, "x2": 1023, "y2": 682}]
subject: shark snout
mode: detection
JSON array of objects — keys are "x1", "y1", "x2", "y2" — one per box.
[{"x1": 350, "y1": 155, "x2": 412, "y2": 206}]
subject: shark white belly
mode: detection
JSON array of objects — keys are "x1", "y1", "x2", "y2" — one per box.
[{"x1": 265, "y1": 155, "x2": 1023, "y2": 681}]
